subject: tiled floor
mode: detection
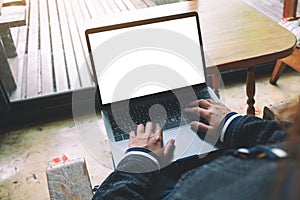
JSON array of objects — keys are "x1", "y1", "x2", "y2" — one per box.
[{"x1": 1, "y1": 66, "x2": 300, "y2": 199}]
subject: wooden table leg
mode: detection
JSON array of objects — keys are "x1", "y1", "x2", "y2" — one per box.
[{"x1": 246, "y1": 66, "x2": 255, "y2": 115}]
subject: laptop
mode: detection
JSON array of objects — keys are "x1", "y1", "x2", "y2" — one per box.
[{"x1": 85, "y1": 12, "x2": 220, "y2": 167}]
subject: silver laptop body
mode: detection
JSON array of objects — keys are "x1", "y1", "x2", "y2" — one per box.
[{"x1": 85, "y1": 12, "x2": 219, "y2": 167}]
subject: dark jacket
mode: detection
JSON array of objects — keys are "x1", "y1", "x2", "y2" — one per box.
[{"x1": 93, "y1": 115, "x2": 298, "y2": 200}]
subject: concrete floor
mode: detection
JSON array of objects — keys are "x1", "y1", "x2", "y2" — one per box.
[{"x1": 1, "y1": 67, "x2": 300, "y2": 199}]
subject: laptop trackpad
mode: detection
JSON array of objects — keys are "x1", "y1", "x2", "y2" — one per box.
[
  {"x1": 163, "y1": 125, "x2": 218, "y2": 162},
  {"x1": 110, "y1": 125, "x2": 218, "y2": 167}
]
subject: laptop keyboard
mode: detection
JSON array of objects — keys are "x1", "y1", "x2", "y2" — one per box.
[{"x1": 107, "y1": 88, "x2": 211, "y2": 142}]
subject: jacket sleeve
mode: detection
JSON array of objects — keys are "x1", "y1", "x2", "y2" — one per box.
[
  {"x1": 92, "y1": 151, "x2": 159, "y2": 200},
  {"x1": 223, "y1": 115, "x2": 287, "y2": 148}
]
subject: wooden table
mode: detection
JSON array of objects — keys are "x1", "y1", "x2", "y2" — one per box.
[
  {"x1": 86, "y1": 0, "x2": 297, "y2": 115},
  {"x1": 196, "y1": 0, "x2": 296, "y2": 114}
]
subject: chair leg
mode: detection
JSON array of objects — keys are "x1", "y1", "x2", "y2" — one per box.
[{"x1": 270, "y1": 59, "x2": 287, "y2": 85}]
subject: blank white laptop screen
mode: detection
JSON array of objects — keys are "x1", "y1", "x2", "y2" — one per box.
[{"x1": 88, "y1": 15, "x2": 205, "y2": 105}]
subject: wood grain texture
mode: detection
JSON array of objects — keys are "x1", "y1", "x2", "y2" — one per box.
[
  {"x1": 39, "y1": 0, "x2": 54, "y2": 95},
  {"x1": 56, "y1": 0, "x2": 78, "y2": 90},
  {"x1": 0, "y1": 6, "x2": 26, "y2": 26},
  {"x1": 2, "y1": 0, "x2": 26, "y2": 7},
  {"x1": 283, "y1": 0, "x2": 298, "y2": 18},
  {"x1": 196, "y1": 0, "x2": 296, "y2": 71},
  {"x1": 263, "y1": 99, "x2": 296, "y2": 122},
  {"x1": 48, "y1": 0, "x2": 68, "y2": 92},
  {"x1": 26, "y1": 0, "x2": 39, "y2": 97},
  {"x1": 9, "y1": 26, "x2": 28, "y2": 100},
  {"x1": 46, "y1": 158, "x2": 93, "y2": 200},
  {"x1": 86, "y1": 0, "x2": 296, "y2": 72},
  {"x1": 242, "y1": 0, "x2": 283, "y2": 22},
  {"x1": 67, "y1": 0, "x2": 92, "y2": 88}
]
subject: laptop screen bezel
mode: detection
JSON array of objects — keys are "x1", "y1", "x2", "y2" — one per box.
[{"x1": 85, "y1": 12, "x2": 207, "y2": 109}]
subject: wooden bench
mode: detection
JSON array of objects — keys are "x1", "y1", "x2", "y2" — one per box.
[
  {"x1": 0, "y1": 0, "x2": 26, "y2": 57},
  {"x1": 2, "y1": 0, "x2": 26, "y2": 7},
  {"x1": 5, "y1": 0, "x2": 156, "y2": 101},
  {"x1": 0, "y1": 0, "x2": 26, "y2": 99}
]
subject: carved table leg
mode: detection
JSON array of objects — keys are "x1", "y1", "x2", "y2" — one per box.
[{"x1": 246, "y1": 66, "x2": 255, "y2": 115}]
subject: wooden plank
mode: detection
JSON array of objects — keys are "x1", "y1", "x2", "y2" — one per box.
[
  {"x1": 9, "y1": 27, "x2": 19, "y2": 48},
  {"x1": 0, "y1": 6, "x2": 26, "y2": 26},
  {"x1": 21, "y1": 54, "x2": 28, "y2": 99},
  {"x1": 78, "y1": 0, "x2": 97, "y2": 84},
  {"x1": 8, "y1": 27, "x2": 20, "y2": 77},
  {"x1": 263, "y1": 99, "x2": 295, "y2": 122},
  {"x1": 47, "y1": 0, "x2": 69, "y2": 92},
  {"x1": 7, "y1": 2, "x2": 28, "y2": 100},
  {"x1": 36, "y1": 49, "x2": 41, "y2": 95},
  {"x1": 46, "y1": 158, "x2": 93, "y2": 200},
  {"x1": 90, "y1": 0, "x2": 107, "y2": 16},
  {"x1": 81, "y1": 0, "x2": 98, "y2": 18},
  {"x1": 122, "y1": 0, "x2": 136, "y2": 10},
  {"x1": 98, "y1": 0, "x2": 114, "y2": 14},
  {"x1": 10, "y1": 27, "x2": 26, "y2": 100},
  {"x1": 141, "y1": 0, "x2": 157, "y2": 7},
  {"x1": 130, "y1": 0, "x2": 147, "y2": 9},
  {"x1": 10, "y1": 55, "x2": 26, "y2": 100},
  {"x1": 10, "y1": 2, "x2": 28, "y2": 100},
  {"x1": 56, "y1": 0, "x2": 80, "y2": 90},
  {"x1": 75, "y1": 0, "x2": 91, "y2": 21},
  {"x1": 64, "y1": 0, "x2": 92, "y2": 88},
  {"x1": 62, "y1": 0, "x2": 83, "y2": 88},
  {"x1": 113, "y1": 0, "x2": 128, "y2": 12},
  {"x1": 105, "y1": 0, "x2": 121, "y2": 13},
  {"x1": 2, "y1": 0, "x2": 26, "y2": 6},
  {"x1": 70, "y1": 0, "x2": 93, "y2": 87},
  {"x1": 39, "y1": 0, "x2": 53, "y2": 95},
  {"x1": 26, "y1": 0, "x2": 39, "y2": 97}
]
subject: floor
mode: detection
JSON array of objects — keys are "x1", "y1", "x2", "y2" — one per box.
[
  {"x1": 1, "y1": 0, "x2": 300, "y2": 199},
  {"x1": 1, "y1": 67, "x2": 300, "y2": 199}
]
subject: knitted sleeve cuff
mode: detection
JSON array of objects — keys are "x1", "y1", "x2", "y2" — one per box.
[{"x1": 219, "y1": 112, "x2": 243, "y2": 142}]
